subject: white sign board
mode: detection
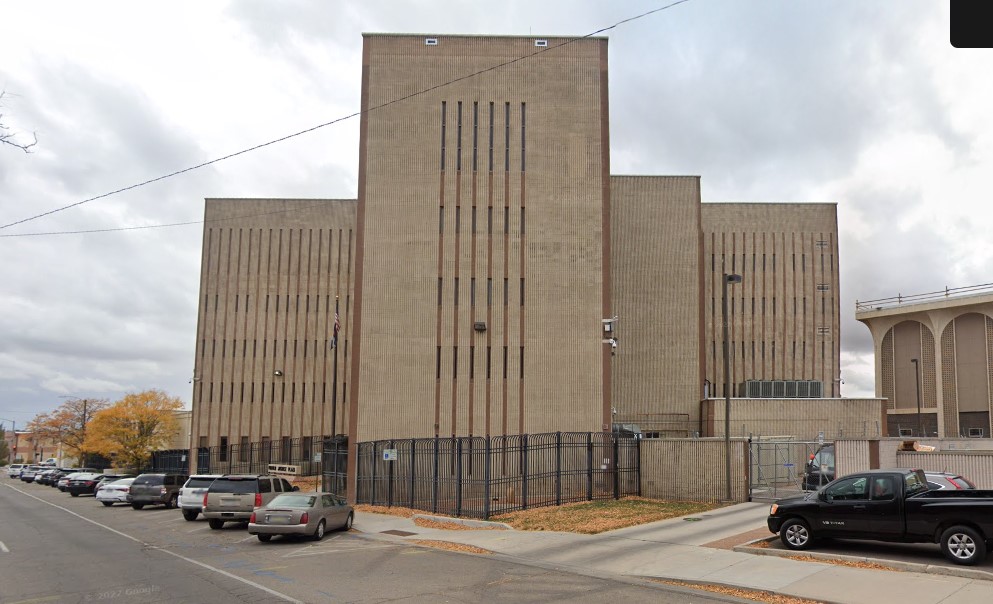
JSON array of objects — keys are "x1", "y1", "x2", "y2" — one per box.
[
  {"x1": 313, "y1": 453, "x2": 321, "y2": 462},
  {"x1": 383, "y1": 448, "x2": 398, "y2": 461}
]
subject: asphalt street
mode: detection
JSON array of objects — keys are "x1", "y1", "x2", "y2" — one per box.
[{"x1": 0, "y1": 479, "x2": 731, "y2": 604}]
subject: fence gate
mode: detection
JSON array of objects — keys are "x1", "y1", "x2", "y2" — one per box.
[
  {"x1": 322, "y1": 436, "x2": 348, "y2": 496},
  {"x1": 748, "y1": 438, "x2": 824, "y2": 501}
]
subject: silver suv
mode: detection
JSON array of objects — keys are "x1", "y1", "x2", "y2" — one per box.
[
  {"x1": 178, "y1": 474, "x2": 222, "y2": 521},
  {"x1": 202, "y1": 475, "x2": 298, "y2": 529}
]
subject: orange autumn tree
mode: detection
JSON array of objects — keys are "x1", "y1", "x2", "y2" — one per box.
[
  {"x1": 86, "y1": 389, "x2": 183, "y2": 471},
  {"x1": 27, "y1": 397, "x2": 109, "y2": 465}
]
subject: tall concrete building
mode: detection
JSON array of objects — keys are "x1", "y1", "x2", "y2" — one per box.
[
  {"x1": 857, "y1": 285, "x2": 993, "y2": 438},
  {"x1": 190, "y1": 34, "x2": 840, "y2": 470}
]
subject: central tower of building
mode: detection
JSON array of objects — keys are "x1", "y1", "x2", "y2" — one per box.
[{"x1": 349, "y1": 34, "x2": 612, "y2": 442}]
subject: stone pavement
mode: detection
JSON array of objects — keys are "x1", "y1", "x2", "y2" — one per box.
[{"x1": 353, "y1": 502, "x2": 993, "y2": 604}]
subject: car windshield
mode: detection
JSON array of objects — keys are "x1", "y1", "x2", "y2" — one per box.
[
  {"x1": 905, "y1": 470, "x2": 929, "y2": 495},
  {"x1": 269, "y1": 494, "x2": 316, "y2": 508},
  {"x1": 109, "y1": 478, "x2": 135, "y2": 486}
]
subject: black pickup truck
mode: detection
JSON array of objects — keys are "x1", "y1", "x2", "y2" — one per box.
[{"x1": 767, "y1": 468, "x2": 993, "y2": 565}]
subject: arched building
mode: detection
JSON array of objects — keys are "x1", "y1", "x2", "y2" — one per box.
[{"x1": 856, "y1": 285, "x2": 993, "y2": 438}]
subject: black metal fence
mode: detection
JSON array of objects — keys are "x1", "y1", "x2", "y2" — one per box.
[
  {"x1": 148, "y1": 449, "x2": 190, "y2": 473},
  {"x1": 195, "y1": 437, "x2": 324, "y2": 477},
  {"x1": 354, "y1": 432, "x2": 640, "y2": 519}
]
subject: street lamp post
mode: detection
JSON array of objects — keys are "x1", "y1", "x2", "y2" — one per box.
[
  {"x1": 911, "y1": 358, "x2": 923, "y2": 436},
  {"x1": 722, "y1": 273, "x2": 742, "y2": 502}
]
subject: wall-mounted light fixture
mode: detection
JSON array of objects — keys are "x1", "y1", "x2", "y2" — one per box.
[{"x1": 274, "y1": 370, "x2": 284, "y2": 377}]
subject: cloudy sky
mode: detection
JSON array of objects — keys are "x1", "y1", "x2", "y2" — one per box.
[{"x1": 0, "y1": 0, "x2": 988, "y2": 426}]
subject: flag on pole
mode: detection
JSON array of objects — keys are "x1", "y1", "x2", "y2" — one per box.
[{"x1": 330, "y1": 311, "x2": 341, "y2": 349}]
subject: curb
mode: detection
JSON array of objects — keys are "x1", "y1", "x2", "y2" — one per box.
[
  {"x1": 734, "y1": 537, "x2": 993, "y2": 582},
  {"x1": 412, "y1": 513, "x2": 513, "y2": 530}
]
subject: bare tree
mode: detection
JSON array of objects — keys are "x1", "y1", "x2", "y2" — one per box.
[{"x1": 1, "y1": 90, "x2": 38, "y2": 153}]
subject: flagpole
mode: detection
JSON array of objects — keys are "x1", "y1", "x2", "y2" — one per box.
[{"x1": 331, "y1": 295, "x2": 340, "y2": 438}]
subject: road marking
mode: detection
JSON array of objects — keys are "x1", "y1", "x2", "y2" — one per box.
[
  {"x1": 0, "y1": 540, "x2": 9, "y2": 552},
  {"x1": 2, "y1": 484, "x2": 303, "y2": 604},
  {"x1": 237, "y1": 535, "x2": 256, "y2": 543}
]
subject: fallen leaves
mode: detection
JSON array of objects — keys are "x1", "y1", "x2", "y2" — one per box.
[
  {"x1": 658, "y1": 580, "x2": 824, "y2": 604},
  {"x1": 411, "y1": 540, "x2": 492, "y2": 554},
  {"x1": 493, "y1": 496, "x2": 727, "y2": 534}
]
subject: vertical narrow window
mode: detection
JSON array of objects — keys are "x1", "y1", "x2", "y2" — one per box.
[
  {"x1": 471, "y1": 277, "x2": 476, "y2": 306},
  {"x1": 454, "y1": 277, "x2": 459, "y2": 306},
  {"x1": 472, "y1": 101, "x2": 478, "y2": 171},
  {"x1": 504, "y1": 102, "x2": 510, "y2": 171},
  {"x1": 488, "y1": 102, "x2": 494, "y2": 172},
  {"x1": 504, "y1": 278, "x2": 508, "y2": 306},
  {"x1": 486, "y1": 347, "x2": 491, "y2": 379},
  {"x1": 487, "y1": 278, "x2": 492, "y2": 305},
  {"x1": 471, "y1": 206, "x2": 477, "y2": 233},
  {"x1": 275, "y1": 296, "x2": 279, "y2": 312},
  {"x1": 520, "y1": 207, "x2": 525, "y2": 234},
  {"x1": 520, "y1": 102, "x2": 526, "y2": 171},
  {"x1": 519, "y1": 346, "x2": 524, "y2": 379},
  {"x1": 440, "y1": 101, "x2": 447, "y2": 169},
  {"x1": 436, "y1": 346, "x2": 441, "y2": 379},
  {"x1": 439, "y1": 206, "x2": 444, "y2": 234},
  {"x1": 219, "y1": 437, "x2": 228, "y2": 462},
  {"x1": 453, "y1": 347, "x2": 458, "y2": 378},
  {"x1": 438, "y1": 278, "x2": 443, "y2": 306},
  {"x1": 456, "y1": 101, "x2": 462, "y2": 171},
  {"x1": 240, "y1": 436, "x2": 249, "y2": 462},
  {"x1": 504, "y1": 207, "x2": 509, "y2": 234},
  {"x1": 470, "y1": 346, "x2": 475, "y2": 379},
  {"x1": 455, "y1": 206, "x2": 460, "y2": 232},
  {"x1": 520, "y1": 278, "x2": 524, "y2": 306},
  {"x1": 487, "y1": 206, "x2": 492, "y2": 234},
  {"x1": 503, "y1": 346, "x2": 508, "y2": 379},
  {"x1": 234, "y1": 295, "x2": 239, "y2": 312}
]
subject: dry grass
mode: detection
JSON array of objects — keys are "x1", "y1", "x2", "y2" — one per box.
[
  {"x1": 353, "y1": 504, "x2": 418, "y2": 518},
  {"x1": 492, "y1": 497, "x2": 727, "y2": 534},
  {"x1": 413, "y1": 517, "x2": 504, "y2": 531},
  {"x1": 411, "y1": 540, "x2": 492, "y2": 554},
  {"x1": 784, "y1": 555, "x2": 896, "y2": 571},
  {"x1": 658, "y1": 580, "x2": 823, "y2": 604},
  {"x1": 750, "y1": 539, "x2": 773, "y2": 549}
]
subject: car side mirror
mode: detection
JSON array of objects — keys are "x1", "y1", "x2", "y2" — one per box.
[{"x1": 292, "y1": 485, "x2": 300, "y2": 492}]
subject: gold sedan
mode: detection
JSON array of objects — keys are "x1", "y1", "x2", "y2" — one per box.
[{"x1": 248, "y1": 492, "x2": 354, "y2": 542}]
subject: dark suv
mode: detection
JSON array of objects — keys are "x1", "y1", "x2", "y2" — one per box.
[
  {"x1": 129, "y1": 473, "x2": 189, "y2": 509},
  {"x1": 202, "y1": 475, "x2": 298, "y2": 529},
  {"x1": 802, "y1": 444, "x2": 835, "y2": 490}
]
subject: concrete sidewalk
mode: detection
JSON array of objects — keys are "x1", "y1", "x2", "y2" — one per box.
[{"x1": 353, "y1": 503, "x2": 993, "y2": 604}]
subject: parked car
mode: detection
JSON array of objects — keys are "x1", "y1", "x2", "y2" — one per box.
[
  {"x1": 7, "y1": 463, "x2": 25, "y2": 478},
  {"x1": 129, "y1": 473, "x2": 189, "y2": 510},
  {"x1": 35, "y1": 468, "x2": 61, "y2": 485},
  {"x1": 202, "y1": 475, "x2": 299, "y2": 530},
  {"x1": 802, "y1": 443, "x2": 835, "y2": 490},
  {"x1": 178, "y1": 474, "x2": 222, "y2": 521},
  {"x1": 95, "y1": 478, "x2": 137, "y2": 506},
  {"x1": 249, "y1": 492, "x2": 353, "y2": 542},
  {"x1": 19, "y1": 465, "x2": 45, "y2": 483},
  {"x1": 768, "y1": 468, "x2": 993, "y2": 565},
  {"x1": 94, "y1": 474, "x2": 135, "y2": 492},
  {"x1": 924, "y1": 472, "x2": 976, "y2": 490},
  {"x1": 58, "y1": 470, "x2": 97, "y2": 491},
  {"x1": 66, "y1": 473, "x2": 105, "y2": 497}
]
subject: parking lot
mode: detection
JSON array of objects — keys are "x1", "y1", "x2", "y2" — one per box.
[{"x1": 1, "y1": 476, "x2": 718, "y2": 604}]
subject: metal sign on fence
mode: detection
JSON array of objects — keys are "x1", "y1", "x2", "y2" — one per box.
[{"x1": 382, "y1": 448, "x2": 397, "y2": 461}]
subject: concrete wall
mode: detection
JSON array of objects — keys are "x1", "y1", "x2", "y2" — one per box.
[
  {"x1": 611, "y1": 176, "x2": 702, "y2": 433},
  {"x1": 836, "y1": 437, "x2": 993, "y2": 489},
  {"x1": 640, "y1": 438, "x2": 749, "y2": 502},
  {"x1": 701, "y1": 397, "x2": 887, "y2": 439}
]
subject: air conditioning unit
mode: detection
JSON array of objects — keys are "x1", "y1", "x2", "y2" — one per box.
[
  {"x1": 968, "y1": 427, "x2": 985, "y2": 438},
  {"x1": 772, "y1": 380, "x2": 786, "y2": 398},
  {"x1": 785, "y1": 381, "x2": 798, "y2": 398},
  {"x1": 898, "y1": 428, "x2": 913, "y2": 437}
]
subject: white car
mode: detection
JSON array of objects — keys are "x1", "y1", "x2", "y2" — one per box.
[
  {"x1": 178, "y1": 474, "x2": 222, "y2": 521},
  {"x1": 95, "y1": 478, "x2": 136, "y2": 506},
  {"x1": 7, "y1": 464, "x2": 25, "y2": 478}
]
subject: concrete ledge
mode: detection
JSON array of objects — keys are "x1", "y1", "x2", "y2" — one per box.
[
  {"x1": 412, "y1": 514, "x2": 513, "y2": 530},
  {"x1": 734, "y1": 537, "x2": 993, "y2": 582}
]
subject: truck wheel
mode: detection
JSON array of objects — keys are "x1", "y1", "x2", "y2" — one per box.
[
  {"x1": 183, "y1": 509, "x2": 198, "y2": 521},
  {"x1": 208, "y1": 519, "x2": 224, "y2": 530},
  {"x1": 940, "y1": 526, "x2": 987, "y2": 566},
  {"x1": 780, "y1": 518, "x2": 815, "y2": 550},
  {"x1": 132, "y1": 503, "x2": 144, "y2": 510}
]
